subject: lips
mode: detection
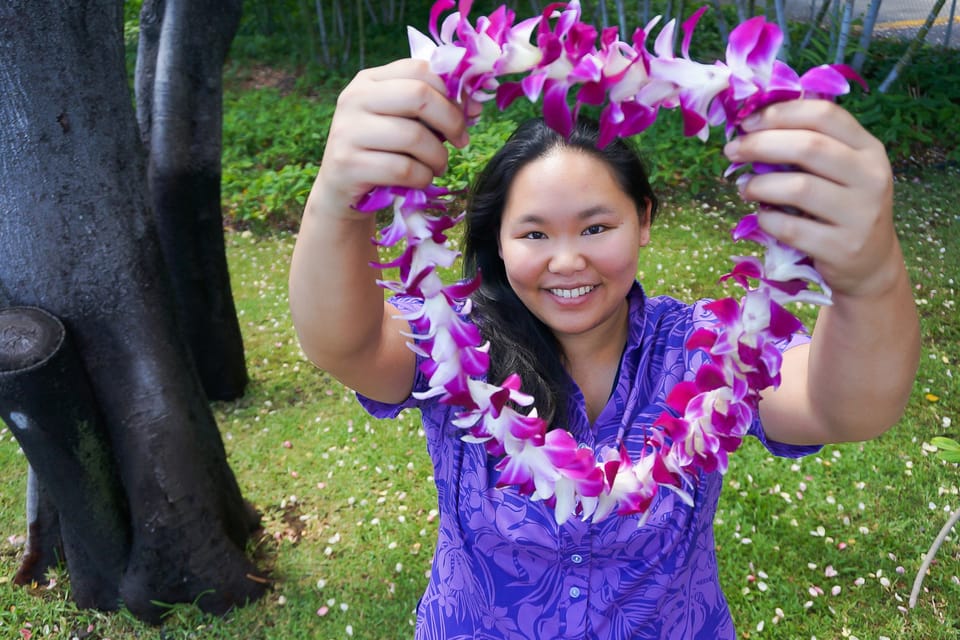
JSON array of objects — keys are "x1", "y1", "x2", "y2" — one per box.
[{"x1": 547, "y1": 285, "x2": 596, "y2": 299}]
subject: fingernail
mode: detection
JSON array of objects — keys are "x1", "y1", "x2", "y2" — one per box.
[
  {"x1": 724, "y1": 138, "x2": 740, "y2": 158},
  {"x1": 741, "y1": 113, "x2": 761, "y2": 130},
  {"x1": 736, "y1": 174, "x2": 751, "y2": 196}
]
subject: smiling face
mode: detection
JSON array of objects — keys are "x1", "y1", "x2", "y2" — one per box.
[{"x1": 498, "y1": 148, "x2": 651, "y2": 348}]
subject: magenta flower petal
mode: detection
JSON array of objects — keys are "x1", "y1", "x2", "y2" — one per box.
[
  {"x1": 680, "y1": 6, "x2": 709, "y2": 59},
  {"x1": 799, "y1": 64, "x2": 851, "y2": 97},
  {"x1": 686, "y1": 327, "x2": 718, "y2": 352},
  {"x1": 767, "y1": 300, "x2": 804, "y2": 338},
  {"x1": 542, "y1": 81, "x2": 574, "y2": 137},
  {"x1": 429, "y1": 0, "x2": 456, "y2": 41}
]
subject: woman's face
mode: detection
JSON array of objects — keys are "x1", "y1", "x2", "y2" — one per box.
[{"x1": 498, "y1": 148, "x2": 651, "y2": 347}]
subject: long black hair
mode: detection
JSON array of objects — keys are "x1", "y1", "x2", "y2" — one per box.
[{"x1": 462, "y1": 117, "x2": 659, "y2": 429}]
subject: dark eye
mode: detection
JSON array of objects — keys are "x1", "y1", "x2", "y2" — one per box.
[
  {"x1": 523, "y1": 231, "x2": 546, "y2": 240},
  {"x1": 583, "y1": 224, "x2": 607, "y2": 236}
]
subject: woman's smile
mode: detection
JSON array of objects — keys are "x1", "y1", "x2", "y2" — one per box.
[{"x1": 547, "y1": 284, "x2": 597, "y2": 300}]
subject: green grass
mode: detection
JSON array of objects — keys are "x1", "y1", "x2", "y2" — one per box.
[{"x1": 1, "y1": 167, "x2": 958, "y2": 639}]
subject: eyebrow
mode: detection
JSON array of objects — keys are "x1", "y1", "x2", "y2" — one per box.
[{"x1": 512, "y1": 205, "x2": 615, "y2": 226}]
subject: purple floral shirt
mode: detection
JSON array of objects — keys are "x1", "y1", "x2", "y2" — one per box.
[{"x1": 359, "y1": 283, "x2": 819, "y2": 639}]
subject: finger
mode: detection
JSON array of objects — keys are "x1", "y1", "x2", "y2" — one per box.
[
  {"x1": 754, "y1": 207, "x2": 848, "y2": 263},
  {"x1": 725, "y1": 128, "x2": 859, "y2": 186},
  {"x1": 353, "y1": 60, "x2": 473, "y2": 148},
  {"x1": 328, "y1": 112, "x2": 451, "y2": 180},
  {"x1": 740, "y1": 171, "x2": 858, "y2": 226},
  {"x1": 336, "y1": 148, "x2": 439, "y2": 201},
  {"x1": 739, "y1": 99, "x2": 877, "y2": 151},
  {"x1": 354, "y1": 113, "x2": 453, "y2": 177},
  {"x1": 361, "y1": 58, "x2": 449, "y2": 97}
]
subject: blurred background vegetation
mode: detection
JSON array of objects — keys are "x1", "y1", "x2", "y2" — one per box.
[{"x1": 123, "y1": 0, "x2": 960, "y2": 232}]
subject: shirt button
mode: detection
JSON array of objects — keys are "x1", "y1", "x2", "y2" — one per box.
[
  {"x1": 571, "y1": 554, "x2": 583, "y2": 564},
  {"x1": 569, "y1": 586, "x2": 581, "y2": 598}
]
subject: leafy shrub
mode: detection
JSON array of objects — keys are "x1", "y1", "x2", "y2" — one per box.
[
  {"x1": 221, "y1": 86, "x2": 334, "y2": 228},
  {"x1": 223, "y1": 161, "x2": 318, "y2": 230}
]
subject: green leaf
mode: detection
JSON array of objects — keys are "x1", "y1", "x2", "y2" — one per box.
[{"x1": 930, "y1": 437, "x2": 960, "y2": 451}]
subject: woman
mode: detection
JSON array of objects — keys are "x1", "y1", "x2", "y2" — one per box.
[{"x1": 289, "y1": 59, "x2": 919, "y2": 638}]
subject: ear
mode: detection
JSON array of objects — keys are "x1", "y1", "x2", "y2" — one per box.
[
  {"x1": 497, "y1": 234, "x2": 503, "y2": 259},
  {"x1": 638, "y1": 199, "x2": 653, "y2": 247}
]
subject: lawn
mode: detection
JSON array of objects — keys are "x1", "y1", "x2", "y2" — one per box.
[{"x1": 0, "y1": 163, "x2": 956, "y2": 639}]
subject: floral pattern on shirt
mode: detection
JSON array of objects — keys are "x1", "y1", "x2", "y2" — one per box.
[{"x1": 359, "y1": 282, "x2": 819, "y2": 639}]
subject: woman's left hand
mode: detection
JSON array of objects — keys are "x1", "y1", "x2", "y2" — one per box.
[{"x1": 723, "y1": 99, "x2": 898, "y2": 300}]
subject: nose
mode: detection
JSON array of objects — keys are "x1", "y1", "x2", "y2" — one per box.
[{"x1": 548, "y1": 240, "x2": 587, "y2": 275}]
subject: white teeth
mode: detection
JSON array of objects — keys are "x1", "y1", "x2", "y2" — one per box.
[{"x1": 550, "y1": 285, "x2": 594, "y2": 299}]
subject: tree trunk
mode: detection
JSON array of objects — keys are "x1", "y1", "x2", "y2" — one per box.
[
  {"x1": 14, "y1": 467, "x2": 64, "y2": 587},
  {"x1": 0, "y1": 0, "x2": 266, "y2": 623},
  {"x1": 136, "y1": 0, "x2": 248, "y2": 402},
  {"x1": 0, "y1": 307, "x2": 129, "y2": 610}
]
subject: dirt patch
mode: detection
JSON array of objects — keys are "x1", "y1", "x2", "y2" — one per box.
[{"x1": 228, "y1": 63, "x2": 299, "y2": 94}]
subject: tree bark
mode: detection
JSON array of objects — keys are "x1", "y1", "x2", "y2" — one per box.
[
  {"x1": 0, "y1": 307, "x2": 130, "y2": 610},
  {"x1": 136, "y1": 0, "x2": 249, "y2": 402},
  {"x1": 0, "y1": 0, "x2": 266, "y2": 622},
  {"x1": 14, "y1": 467, "x2": 64, "y2": 587}
]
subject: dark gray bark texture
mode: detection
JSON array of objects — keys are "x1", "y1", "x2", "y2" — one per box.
[
  {"x1": 1, "y1": 308, "x2": 129, "y2": 610},
  {"x1": 136, "y1": 0, "x2": 249, "y2": 401},
  {"x1": 0, "y1": 0, "x2": 266, "y2": 622}
]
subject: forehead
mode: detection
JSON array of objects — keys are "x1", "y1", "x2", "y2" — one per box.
[{"x1": 502, "y1": 148, "x2": 632, "y2": 221}]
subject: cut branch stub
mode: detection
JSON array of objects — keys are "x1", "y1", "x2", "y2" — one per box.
[{"x1": 0, "y1": 306, "x2": 130, "y2": 610}]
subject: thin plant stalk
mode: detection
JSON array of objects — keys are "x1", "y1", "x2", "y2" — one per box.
[
  {"x1": 709, "y1": 0, "x2": 730, "y2": 44},
  {"x1": 835, "y1": 0, "x2": 854, "y2": 64},
  {"x1": 774, "y1": 0, "x2": 790, "y2": 61},
  {"x1": 735, "y1": 0, "x2": 748, "y2": 22},
  {"x1": 613, "y1": 0, "x2": 627, "y2": 37},
  {"x1": 851, "y1": 0, "x2": 883, "y2": 74},
  {"x1": 879, "y1": 0, "x2": 948, "y2": 93},
  {"x1": 910, "y1": 506, "x2": 960, "y2": 608},
  {"x1": 946, "y1": 0, "x2": 957, "y2": 46},
  {"x1": 799, "y1": 0, "x2": 833, "y2": 54},
  {"x1": 315, "y1": 0, "x2": 331, "y2": 66},
  {"x1": 357, "y1": 0, "x2": 365, "y2": 69}
]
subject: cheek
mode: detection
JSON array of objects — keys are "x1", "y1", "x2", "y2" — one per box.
[{"x1": 500, "y1": 242, "x2": 540, "y2": 288}]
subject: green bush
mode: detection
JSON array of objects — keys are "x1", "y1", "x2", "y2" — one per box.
[
  {"x1": 221, "y1": 10, "x2": 960, "y2": 232},
  {"x1": 221, "y1": 86, "x2": 335, "y2": 228}
]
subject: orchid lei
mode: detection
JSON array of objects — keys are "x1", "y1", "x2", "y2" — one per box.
[{"x1": 355, "y1": 0, "x2": 863, "y2": 526}]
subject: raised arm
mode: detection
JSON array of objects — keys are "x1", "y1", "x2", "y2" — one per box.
[
  {"x1": 725, "y1": 99, "x2": 921, "y2": 445},
  {"x1": 289, "y1": 59, "x2": 474, "y2": 403}
]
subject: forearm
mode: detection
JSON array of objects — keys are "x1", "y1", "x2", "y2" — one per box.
[
  {"x1": 805, "y1": 240, "x2": 920, "y2": 441},
  {"x1": 289, "y1": 178, "x2": 385, "y2": 370}
]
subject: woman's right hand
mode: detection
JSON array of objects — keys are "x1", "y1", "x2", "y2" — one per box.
[
  {"x1": 314, "y1": 58, "x2": 477, "y2": 217},
  {"x1": 291, "y1": 60, "x2": 478, "y2": 402}
]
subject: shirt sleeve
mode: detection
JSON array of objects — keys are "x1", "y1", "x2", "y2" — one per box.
[
  {"x1": 689, "y1": 300, "x2": 823, "y2": 459},
  {"x1": 355, "y1": 295, "x2": 430, "y2": 420}
]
